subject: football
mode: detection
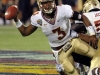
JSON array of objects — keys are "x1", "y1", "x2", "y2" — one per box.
[{"x1": 5, "y1": 5, "x2": 18, "y2": 20}]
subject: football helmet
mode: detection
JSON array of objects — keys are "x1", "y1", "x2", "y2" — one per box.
[
  {"x1": 83, "y1": 0, "x2": 100, "y2": 13},
  {"x1": 37, "y1": 0, "x2": 55, "y2": 14}
]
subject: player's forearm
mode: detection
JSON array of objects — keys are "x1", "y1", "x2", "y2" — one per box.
[
  {"x1": 18, "y1": 25, "x2": 37, "y2": 36},
  {"x1": 17, "y1": 25, "x2": 27, "y2": 36},
  {"x1": 82, "y1": 15, "x2": 91, "y2": 27},
  {"x1": 78, "y1": 33, "x2": 90, "y2": 43},
  {"x1": 14, "y1": 18, "x2": 37, "y2": 36},
  {"x1": 14, "y1": 18, "x2": 26, "y2": 36},
  {"x1": 82, "y1": 15, "x2": 95, "y2": 36}
]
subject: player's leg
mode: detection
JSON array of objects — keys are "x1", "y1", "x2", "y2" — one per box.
[
  {"x1": 72, "y1": 38, "x2": 95, "y2": 58},
  {"x1": 57, "y1": 53, "x2": 91, "y2": 75},
  {"x1": 88, "y1": 40, "x2": 100, "y2": 75},
  {"x1": 58, "y1": 50, "x2": 79, "y2": 75},
  {"x1": 58, "y1": 38, "x2": 95, "y2": 75},
  {"x1": 72, "y1": 38, "x2": 97, "y2": 75},
  {"x1": 58, "y1": 39, "x2": 82, "y2": 75}
]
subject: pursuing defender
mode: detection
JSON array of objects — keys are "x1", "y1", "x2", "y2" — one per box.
[{"x1": 83, "y1": 0, "x2": 100, "y2": 74}]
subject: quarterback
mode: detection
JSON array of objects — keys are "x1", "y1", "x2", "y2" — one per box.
[
  {"x1": 83, "y1": 0, "x2": 100, "y2": 75},
  {"x1": 13, "y1": 0, "x2": 97, "y2": 75}
]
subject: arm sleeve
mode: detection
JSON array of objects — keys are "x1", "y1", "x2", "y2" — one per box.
[{"x1": 70, "y1": 11, "x2": 82, "y2": 21}]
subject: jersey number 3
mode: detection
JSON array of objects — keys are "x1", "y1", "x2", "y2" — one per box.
[{"x1": 52, "y1": 27, "x2": 66, "y2": 40}]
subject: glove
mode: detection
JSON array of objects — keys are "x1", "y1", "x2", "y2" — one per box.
[{"x1": 70, "y1": 30, "x2": 78, "y2": 38}]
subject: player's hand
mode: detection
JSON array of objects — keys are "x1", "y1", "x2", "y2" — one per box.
[
  {"x1": 5, "y1": 5, "x2": 19, "y2": 20},
  {"x1": 78, "y1": 33, "x2": 90, "y2": 43},
  {"x1": 13, "y1": 11, "x2": 19, "y2": 22},
  {"x1": 89, "y1": 35, "x2": 98, "y2": 49}
]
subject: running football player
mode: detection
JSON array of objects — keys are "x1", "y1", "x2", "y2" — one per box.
[
  {"x1": 82, "y1": 0, "x2": 100, "y2": 74},
  {"x1": 12, "y1": 0, "x2": 97, "y2": 75}
]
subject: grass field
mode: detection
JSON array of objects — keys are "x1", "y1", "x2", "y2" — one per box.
[{"x1": 0, "y1": 25, "x2": 51, "y2": 51}]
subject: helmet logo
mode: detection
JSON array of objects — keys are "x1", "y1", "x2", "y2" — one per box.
[
  {"x1": 37, "y1": 0, "x2": 55, "y2": 14},
  {"x1": 83, "y1": 0, "x2": 100, "y2": 13}
]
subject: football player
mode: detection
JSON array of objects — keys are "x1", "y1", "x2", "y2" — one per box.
[
  {"x1": 56, "y1": 0, "x2": 90, "y2": 75},
  {"x1": 13, "y1": 0, "x2": 97, "y2": 75},
  {"x1": 82, "y1": 0, "x2": 100, "y2": 75}
]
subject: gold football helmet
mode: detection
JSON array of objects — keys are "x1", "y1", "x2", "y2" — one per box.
[
  {"x1": 37, "y1": 0, "x2": 55, "y2": 14},
  {"x1": 83, "y1": 0, "x2": 100, "y2": 13}
]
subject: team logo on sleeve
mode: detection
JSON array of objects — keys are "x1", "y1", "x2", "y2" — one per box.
[{"x1": 37, "y1": 19, "x2": 42, "y2": 26}]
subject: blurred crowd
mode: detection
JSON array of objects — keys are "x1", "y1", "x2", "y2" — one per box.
[
  {"x1": 0, "y1": 0, "x2": 86, "y2": 25},
  {"x1": 0, "y1": 0, "x2": 38, "y2": 25},
  {"x1": 1, "y1": 0, "x2": 100, "y2": 25}
]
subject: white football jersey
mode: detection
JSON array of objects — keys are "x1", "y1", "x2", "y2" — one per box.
[
  {"x1": 31, "y1": 5, "x2": 74, "y2": 47},
  {"x1": 84, "y1": 11, "x2": 100, "y2": 34}
]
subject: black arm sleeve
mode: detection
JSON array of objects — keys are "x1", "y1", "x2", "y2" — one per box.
[
  {"x1": 71, "y1": 22, "x2": 87, "y2": 34},
  {"x1": 70, "y1": 11, "x2": 83, "y2": 21}
]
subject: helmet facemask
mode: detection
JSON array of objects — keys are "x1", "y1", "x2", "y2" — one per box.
[{"x1": 37, "y1": 0, "x2": 55, "y2": 14}]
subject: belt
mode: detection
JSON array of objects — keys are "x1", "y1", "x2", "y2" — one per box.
[
  {"x1": 51, "y1": 43, "x2": 65, "y2": 51},
  {"x1": 51, "y1": 39, "x2": 72, "y2": 51}
]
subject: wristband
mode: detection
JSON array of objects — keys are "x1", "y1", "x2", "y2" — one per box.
[
  {"x1": 15, "y1": 20, "x2": 23, "y2": 28},
  {"x1": 86, "y1": 26, "x2": 95, "y2": 36},
  {"x1": 71, "y1": 30, "x2": 78, "y2": 38}
]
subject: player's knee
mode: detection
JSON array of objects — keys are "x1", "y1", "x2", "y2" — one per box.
[
  {"x1": 59, "y1": 57, "x2": 65, "y2": 64},
  {"x1": 58, "y1": 53, "x2": 66, "y2": 63},
  {"x1": 73, "y1": 39, "x2": 81, "y2": 49},
  {"x1": 79, "y1": 43, "x2": 89, "y2": 54},
  {"x1": 74, "y1": 39, "x2": 89, "y2": 54},
  {"x1": 63, "y1": 60, "x2": 75, "y2": 74},
  {"x1": 58, "y1": 59, "x2": 74, "y2": 73}
]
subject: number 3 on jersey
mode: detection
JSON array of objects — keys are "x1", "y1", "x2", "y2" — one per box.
[{"x1": 52, "y1": 27, "x2": 66, "y2": 40}]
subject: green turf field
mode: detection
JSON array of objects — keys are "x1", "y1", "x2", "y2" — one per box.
[
  {"x1": 0, "y1": 25, "x2": 100, "y2": 51},
  {"x1": 0, "y1": 26, "x2": 58, "y2": 75},
  {"x1": 0, "y1": 25, "x2": 51, "y2": 51}
]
